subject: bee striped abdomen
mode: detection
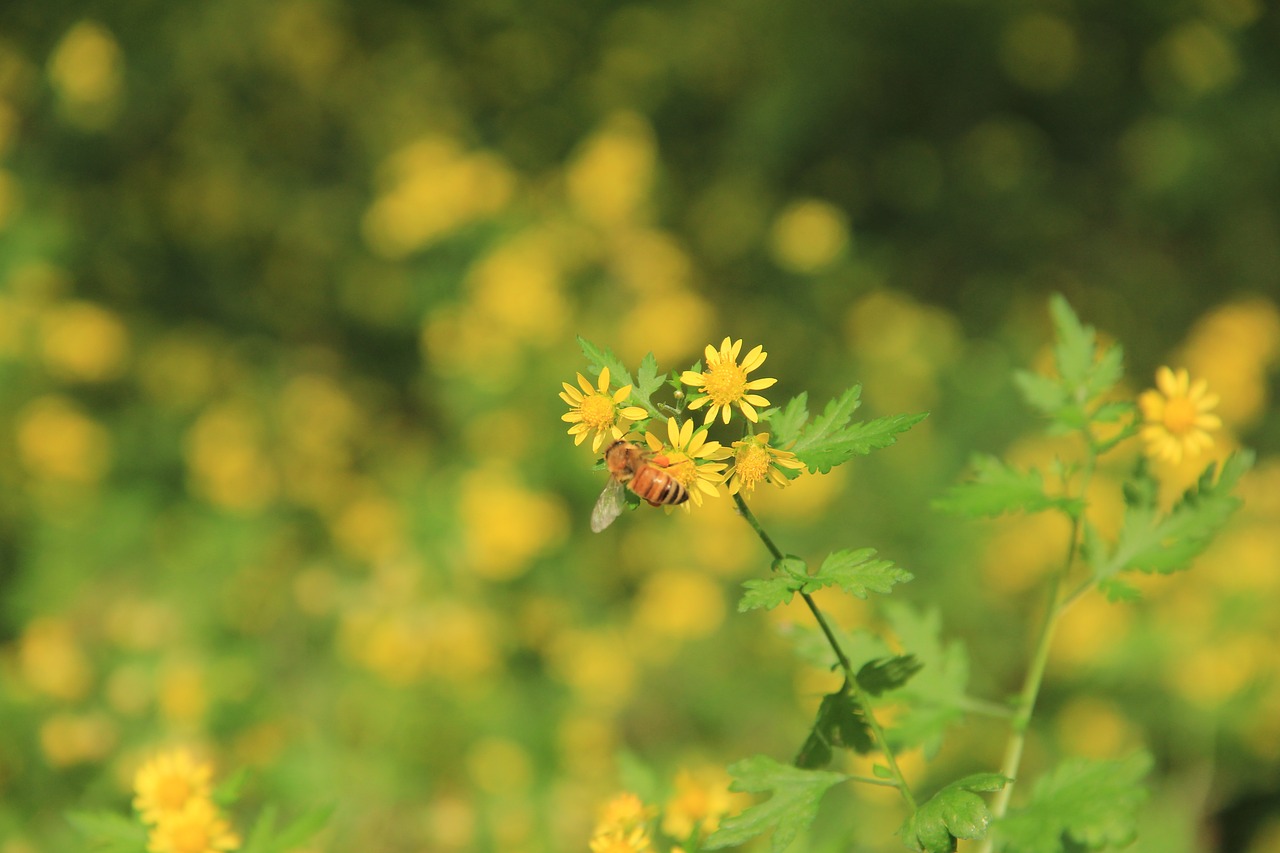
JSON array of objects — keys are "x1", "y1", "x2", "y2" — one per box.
[{"x1": 630, "y1": 464, "x2": 688, "y2": 507}]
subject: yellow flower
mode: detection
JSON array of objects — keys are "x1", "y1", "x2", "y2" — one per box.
[
  {"x1": 594, "y1": 792, "x2": 651, "y2": 835},
  {"x1": 662, "y1": 768, "x2": 740, "y2": 841},
  {"x1": 727, "y1": 433, "x2": 805, "y2": 497},
  {"x1": 133, "y1": 749, "x2": 213, "y2": 825},
  {"x1": 589, "y1": 827, "x2": 651, "y2": 853},
  {"x1": 644, "y1": 419, "x2": 730, "y2": 509},
  {"x1": 681, "y1": 338, "x2": 777, "y2": 425},
  {"x1": 1138, "y1": 367, "x2": 1221, "y2": 464},
  {"x1": 561, "y1": 367, "x2": 649, "y2": 453},
  {"x1": 146, "y1": 798, "x2": 240, "y2": 853}
]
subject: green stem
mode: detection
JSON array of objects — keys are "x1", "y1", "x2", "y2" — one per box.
[
  {"x1": 732, "y1": 492, "x2": 918, "y2": 810},
  {"x1": 977, "y1": 446, "x2": 1097, "y2": 853}
]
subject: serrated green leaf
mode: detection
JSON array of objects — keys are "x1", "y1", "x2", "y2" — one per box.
[
  {"x1": 703, "y1": 755, "x2": 848, "y2": 853},
  {"x1": 995, "y1": 753, "x2": 1151, "y2": 853},
  {"x1": 632, "y1": 352, "x2": 665, "y2": 417},
  {"x1": 1091, "y1": 400, "x2": 1135, "y2": 424},
  {"x1": 933, "y1": 455, "x2": 1083, "y2": 518},
  {"x1": 796, "y1": 690, "x2": 874, "y2": 768},
  {"x1": 1013, "y1": 370, "x2": 1068, "y2": 417},
  {"x1": 1048, "y1": 294, "x2": 1095, "y2": 388},
  {"x1": 739, "y1": 577, "x2": 799, "y2": 612},
  {"x1": 66, "y1": 811, "x2": 148, "y2": 853},
  {"x1": 902, "y1": 774, "x2": 1007, "y2": 853},
  {"x1": 882, "y1": 604, "x2": 969, "y2": 756},
  {"x1": 794, "y1": 411, "x2": 928, "y2": 475},
  {"x1": 1015, "y1": 296, "x2": 1124, "y2": 431},
  {"x1": 803, "y1": 548, "x2": 913, "y2": 599},
  {"x1": 856, "y1": 655, "x2": 922, "y2": 696},
  {"x1": 577, "y1": 336, "x2": 636, "y2": 390},
  {"x1": 768, "y1": 393, "x2": 810, "y2": 448},
  {"x1": 1092, "y1": 451, "x2": 1253, "y2": 580}
]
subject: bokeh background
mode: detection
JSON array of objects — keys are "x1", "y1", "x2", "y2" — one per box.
[{"x1": 1, "y1": 1, "x2": 1279, "y2": 851}]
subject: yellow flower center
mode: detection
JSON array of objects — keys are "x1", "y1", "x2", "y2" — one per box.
[
  {"x1": 702, "y1": 361, "x2": 748, "y2": 405},
  {"x1": 735, "y1": 444, "x2": 771, "y2": 486},
  {"x1": 664, "y1": 454, "x2": 698, "y2": 488},
  {"x1": 579, "y1": 394, "x2": 617, "y2": 430},
  {"x1": 156, "y1": 776, "x2": 193, "y2": 809},
  {"x1": 1162, "y1": 397, "x2": 1198, "y2": 435}
]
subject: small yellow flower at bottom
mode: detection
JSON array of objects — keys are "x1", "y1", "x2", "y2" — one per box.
[
  {"x1": 728, "y1": 433, "x2": 805, "y2": 497},
  {"x1": 561, "y1": 367, "x2": 649, "y2": 453},
  {"x1": 133, "y1": 749, "x2": 213, "y2": 825},
  {"x1": 1137, "y1": 366, "x2": 1221, "y2": 464},
  {"x1": 644, "y1": 418, "x2": 730, "y2": 509},
  {"x1": 589, "y1": 826, "x2": 651, "y2": 853},
  {"x1": 594, "y1": 792, "x2": 652, "y2": 835},
  {"x1": 147, "y1": 798, "x2": 240, "y2": 853}
]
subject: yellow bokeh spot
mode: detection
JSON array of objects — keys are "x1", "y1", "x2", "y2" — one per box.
[
  {"x1": 340, "y1": 598, "x2": 498, "y2": 686},
  {"x1": 466, "y1": 736, "x2": 534, "y2": 795},
  {"x1": 981, "y1": 512, "x2": 1071, "y2": 596},
  {"x1": 1000, "y1": 14, "x2": 1079, "y2": 92},
  {"x1": 1050, "y1": 595, "x2": 1131, "y2": 671},
  {"x1": 1169, "y1": 635, "x2": 1267, "y2": 707},
  {"x1": 546, "y1": 629, "x2": 637, "y2": 711},
  {"x1": 159, "y1": 662, "x2": 209, "y2": 725},
  {"x1": 461, "y1": 466, "x2": 569, "y2": 581},
  {"x1": 611, "y1": 229, "x2": 693, "y2": 295},
  {"x1": 47, "y1": 21, "x2": 123, "y2": 114},
  {"x1": 1054, "y1": 697, "x2": 1138, "y2": 758},
  {"x1": 105, "y1": 664, "x2": 153, "y2": 717},
  {"x1": 362, "y1": 135, "x2": 515, "y2": 258},
  {"x1": 39, "y1": 300, "x2": 129, "y2": 382},
  {"x1": 264, "y1": 0, "x2": 346, "y2": 87},
  {"x1": 103, "y1": 598, "x2": 178, "y2": 650},
  {"x1": 1179, "y1": 297, "x2": 1280, "y2": 428},
  {"x1": 566, "y1": 112, "x2": 656, "y2": 228},
  {"x1": 768, "y1": 199, "x2": 850, "y2": 274},
  {"x1": 16, "y1": 395, "x2": 111, "y2": 483},
  {"x1": 1146, "y1": 21, "x2": 1240, "y2": 98},
  {"x1": 631, "y1": 568, "x2": 725, "y2": 642},
  {"x1": 846, "y1": 290, "x2": 962, "y2": 412},
  {"x1": 331, "y1": 492, "x2": 404, "y2": 564},
  {"x1": 39, "y1": 711, "x2": 118, "y2": 767},
  {"x1": 18, "y1": 617, "x2": 92, "y2": 701},
  {"x1": 466, "y1": 232, "x2": 569, "y2": 346},
  {"x1": 425, "y1": 795, "x2": 477, "y2": 850},
  {"x1": 184, "y1": 401, "x2": 278, "y2": 512},
  {"x1": 617, "y1": 290, "x2": 712, "y2": 367}
]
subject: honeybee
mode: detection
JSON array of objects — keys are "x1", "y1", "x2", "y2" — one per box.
[{"x1": 591, "y1": 439, "x2": 689, "y2": 532}]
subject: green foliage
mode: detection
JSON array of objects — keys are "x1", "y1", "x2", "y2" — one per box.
[
  {"x1": 995, "y1": 754, "x2": 1152, "y2": 853},
  {"x1": 577, "y1": 336, "x2": 636, "y2": 391},
  {"x1": 856, "y1": 655, "x2": 922, "y2": 696},
  {"x1": 768, "y1": 387, "x2": 928, "y2": 475},
  {"x1": 901, "y1": 774, "x2": 1007, "y2": 853},
  {"x1": 796, "y1": 689, "x2": 873, "y2": 768},
  {"x1": 703, "y1": 755, "x2": 848, "y2": 853},
  {"x1": 933, "y1": 455, "x2": 1083, "y2": 518},
  {"x1": 880, "y1": 604, "x2": 970, "y2": 755},
  {"x1": 243, "y1": 805, "x2": 335, "y2": 853},
  {"x1": 66, "y1": 812, "x2": 146, "y2": 853},
  {"x1": 633, "y1": 352, "x2": 667, "y2": 419},
  {"x1": 1090, "y1": 451, "x2": 1254, "y2": 580},
  {"x1": 738, "y1": 550, "x2": 911, "y2": 612}
]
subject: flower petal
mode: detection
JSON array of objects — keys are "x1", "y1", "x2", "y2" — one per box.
[
  {"x1": 705, "y1": 343, "x2": 719, "y2": 364},
  {"x1": 620, "y1": 406, "x2": 648, "y2": 420},
  {"x1": 742, "y1": 394, "x2": 770, "y2": 407},
  {"x1": 678, "y1": 418, "x2": 694, "y2": 448},
  {"x1": 681, "y1": 370, "x2": 706, "y2": 387},
  {"x1": 686, "y1": 395, "x2": 709, "y2": 410},
  {"x1": 728, "y1": 338, "x2": 743, "y2": 361},
  {"x1": 741, "y1": 345, "x2": 766, "y2": 372},
  {"x1": 746, "y1": 376, "x2": 778, "y2": 390},
  {"x1": 740, "y1": 401, "x2": 759, "y2": 422},
  {"x1": 578, "y1": 373, "x2": 595, "y2": 394},
  {"x1": 562, "y1": 412, "x2": 583, "y2": 422},
  {"x1": 598, "y1": 367, "x2": 611, "y2": 393},
  {"x1": 613, "y1": 384, "x2": 633, "y2": 403}
]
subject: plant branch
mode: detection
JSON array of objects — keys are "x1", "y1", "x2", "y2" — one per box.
[{"x1": 732, "y1": 491, "x2": 918, "y2": 810}]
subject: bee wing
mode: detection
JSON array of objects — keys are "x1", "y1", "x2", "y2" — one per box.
[{"x1": 591, "y1": 477, "x2": 626, "y2": 533}]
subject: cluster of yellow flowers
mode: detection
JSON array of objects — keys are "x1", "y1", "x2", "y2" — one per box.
[
  {"x1": 132, "y1": 750, "x2": 240, "y2": 853},
  {"x1": 588, "y1": 775, "x2": 742, "y2": 853},
  {"x1": 560, "y1": 337, "x2": 804, "y2": 515}
]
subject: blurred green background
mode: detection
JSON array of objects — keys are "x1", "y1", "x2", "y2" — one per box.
[{"x1": 1, "y1": 1, "x2": 1279, "y2": 851}]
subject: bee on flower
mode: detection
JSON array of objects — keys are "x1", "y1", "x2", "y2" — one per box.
[
  {"x1": 561, "y1": 367, "x2": 649, "y2": 453},
  {"x1": 681, "y1": 338, "x2": 777, "y2": 425},
  {"x1": 1137, "y1": 367, "x2": 1221, "y2": 464},
  {"x1": 643, "y1": 418, "x2": 731, "y2": 510}
]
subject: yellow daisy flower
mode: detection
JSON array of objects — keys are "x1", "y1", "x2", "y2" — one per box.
[
  {"x1": 561, "y1": 367, "x2": 649, "y2": 453},
  {"x1": 727, "y1": 433, "x2": 805, "y2": 497},
  {"x1": 133, "y1": 749, "x2": 213, "y2": 825},
  {"x1": 146, "y1": 798, "x2": 240, "y2": 853},
  {"x1": 681, "y1": 337, "x2": 777, "y2": 425},
  {"x1": 661, "y1": 767, "x2": 743, "y2": 840},
  {"x1": 644, "y1": 418, "x2": 730, "y2": 509},
  {"x1": 589, "y1": 826, "x2": 651, "y2": 853},
  {"x1": 594, "y1": 792, "x2": 652, "y2": 835},
  {"x1": 1137, "y1": 366, "x2": 1221, "y2": 464}
]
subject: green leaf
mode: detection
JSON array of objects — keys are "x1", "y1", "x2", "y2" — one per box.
[
  {"x1": 933, "y1": 455, "x2": 1083, "y2": 518},
  {"x1": 632, "y1": 352, "x2": 665, "y2": 417},
  {"x1": 243, "y1": 804, "x2": 277, "y2": 853},
  {"x1": 577, "y1": 336, "x2": 636, "y2": 390},
  {"x1": 795, "y1": 689, "x2": 874, "y2": 768},
  {"x1": 881, "y1": 604, "x2": 969, "y2": 756},
  {"x1": 996, "y1": 754, "x2": 1151, "y2": 853},
  {"x1": 1014, "y1": 296, "x2": 1124, "y2": 430},
  {"x1": 1098, "y1": 578, "x2": 1141, "y2": 603},
  {"x1": 804, "y1": 548, "x2": 913, "y2": 599},
  {"x1": 902, "y1": 774, "x2": 1007, "y2": 853},
  {"x1": 703, "y1": 755, "x2": 848, "y2": 852},
  {"x1": 794, "y1": 411, "x2": 929, "y2": 474},
  {"x1": 856, "y1": 655, "x2": 922, "y2": 696},
  {"x1": 66, "y1": 811, "x2": 148, "y2": 853},
  {"x1": 1092, "y1": 451, "x2": 1253, "y2": 580},
  {"x1": 212, "y1": 766, "x2": 250, "y2": 807},
  {"x1": 768, "y1": 393, "x2": 810, "y2": 448},
  {"x1": 267, "y1": 805, "x2": 335, "y2": 853},
  {"x1": 1012, "y1": 370, "x2": 1068, "y2": 420},
  {"x1": 739, "y1": 556, "x2": 809, "y2": 612}
]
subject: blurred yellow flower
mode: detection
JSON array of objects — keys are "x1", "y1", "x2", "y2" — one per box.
[
  {"x1": 133, "y1": 749, "x2": 213, "y2": 825},
  {"x1": 18, "y1": 617, "x2": 91, "y2": 701},
  {"x1": 644, "y1": 418, "x2": 730, "y2": 509},
  {"x1": 146, "y1": 798, "x2": 240, "y2": 853},
  {"x1": 727, "y1": 434, "x2": 804, "y2": 497},
  {"x1": 561, "y1": 367, "x2": 648, "y2": 452},
  {"x1": 1138, "y1": 367, "x2": 1221, "y2": 464},
  {"x1": 681, "y1": 338, "x2": 776, "y2": 425},
  {"x1": 662, "y1": 767, "x2": 742, "y2": 841},
  {"x1": 39, "y1": 300, "x2": 129, "y2": 381},
  {"x1": 589, "y1": 826, "x2": 651, "y2": 853},
  {"x1": 595, "y1": 792, "x2": 651, "y2": 835}
]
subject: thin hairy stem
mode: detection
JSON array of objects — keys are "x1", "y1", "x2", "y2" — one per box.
[{"x1": 732, "y1": 492, "x2": 918, "y2": 810}]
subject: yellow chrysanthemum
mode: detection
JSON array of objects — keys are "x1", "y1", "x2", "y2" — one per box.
[
  {"x1": 146, "y1": 798, "x2": 240, "y2": 853},
  {"x1": 589, "y1": 826, "x2": 651, "y2": 853},
  {"x1": 662, "y1": 768, "x2": 740, "y2": 841},
  {"x1": 133, "y1": 749, "x2": 213, "y2": 825},
  {"x1": 595, "y1": 792, "x2": 652, "y2": 835},
  {"x1": 727, "y1": 433, "x2": 805, "y2": 497},
  {"x1": 681, "y1": 338, "x2": 777, "y2": 425},
  {"x1": 644, "y1": 419, "x2": 730, "y2": 509},
  {"x1": 561, "y1": 367, "x2": 649, "y2": 453},
  {"x1": 1138, "y1": 366, "x2": 1221, "y2": 464}
]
